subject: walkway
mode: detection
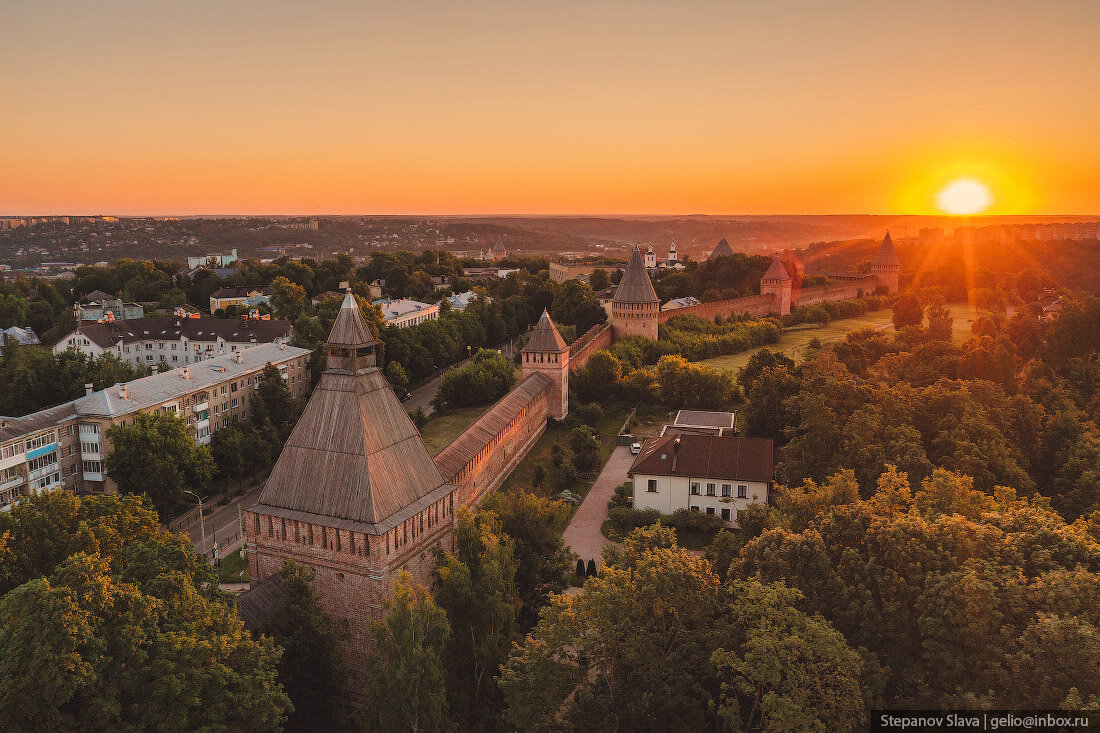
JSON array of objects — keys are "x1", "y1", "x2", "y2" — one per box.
[
  {"x1": 563, "y1": 445, "x2": 635, "y2": 568},
  {"x1": 403, "y1": 336, "x2": 522, "y2": 416}
]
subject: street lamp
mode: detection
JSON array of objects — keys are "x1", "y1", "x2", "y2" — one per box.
[{"x1": 183, "y1": 490, "x2": 208, "y2": 559}]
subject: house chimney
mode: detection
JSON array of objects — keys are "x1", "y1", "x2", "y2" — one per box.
[
  {"x1": 235, "y1": 352, "x2": 242, "y2": 364},
  {"x1": 118, "y1": 383, "x2": 128, "y2": 399},
  {"x1": 184, "y1": 366, "x2": 190, "y2": 379},
  {"x1": 671, "y1": 436, "x2": 681, "y2": 471},
  {"x1": 280, "y1": 341, "x2": 286, "y2": 351},
  {"x1": 85, "y1": 382, "x2": 93, "y2": 396}
]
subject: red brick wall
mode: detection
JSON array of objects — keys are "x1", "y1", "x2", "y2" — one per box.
[
  {"x1": 793, "y1": 276, "x2": 878, "y2": 306},
  {"x1": 657, "y1": 293, "x2": 778, "y2": 322},
  {"x1": 568, "y1": 323, "x2": 613, "y2": 371},
  {"x1": 438, "y1": 383, "x2": 551, "y2": 507}
]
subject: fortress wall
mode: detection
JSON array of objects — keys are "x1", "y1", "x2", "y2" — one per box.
[
  {"x1": 244, "y1": 490, "x2": 456, "y2": 673},
  {"x1": 433, "y1": 373, "x2": 552, "y2": 507},
  {"x1": 794, "y1": 276, "x2": 878, "y2": 306},
  {"x1": 568, "y1": 323, "x2": 613, "y2": 371},
  {"x1": 657, "y1": 293, "x2": 779, "y2": 323}
]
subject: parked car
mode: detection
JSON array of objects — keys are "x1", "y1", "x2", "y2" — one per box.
[{"x1": 630, "y1": 442, "x2": 642, "y2": 454}]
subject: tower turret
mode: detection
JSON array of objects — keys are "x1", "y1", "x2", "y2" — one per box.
[
  {"x1": 521, "y1": 310, "x2": 570, "y2": 419},
  {"x1": 611, "y1": 245, "x2": 660, "y2": 340},
  {"x1": 644, "y1": 244, "x2": 657, "y2": 268},
  {"x1": 326, "y1": 290, "x2": 379, "y2": 373},
  {"x1": 871, "y1": 232, "x2": 901, "y2": 294},
  {"x1": 667, "y1": 240, "x2": 678, "y2": 264},
  {"x1": 760, "y1": 254, "x2": 792, "y2": 316}
]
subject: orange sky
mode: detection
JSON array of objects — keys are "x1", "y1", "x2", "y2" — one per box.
[{"x1": 3, "y1": 1, "x2": 1099, "y2": 215}]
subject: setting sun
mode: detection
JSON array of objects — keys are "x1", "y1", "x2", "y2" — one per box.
[{"x1": 937, "y1": 178, "x2": 994, "y2": 215}]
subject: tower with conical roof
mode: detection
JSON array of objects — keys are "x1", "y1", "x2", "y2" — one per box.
[
  {"x1": 244, "y1": 290, "x2": 457, "y2": 659},
  {"x1": 760, "y1": 254, "x2": 793, "y2": 316},
  {"x1": 521, "y1": 309, "x2": 570, "y2": 419},
  {"x1": 611, "y1": 244, "x2": 660, "y2": 340},
  {"x1": 871, "y1": 232, "x2": 900, "y2": 294}
]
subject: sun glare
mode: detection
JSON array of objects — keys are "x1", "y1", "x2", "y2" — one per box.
[{"x1": 936, "y1": 178, "x2": 993, "y2": 215}]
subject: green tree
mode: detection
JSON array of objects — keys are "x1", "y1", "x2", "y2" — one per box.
[
  {"x1": 256, "y1": 562, "x2": 349, "y2": 733},
  {"x1": 0, "y1": 493, "x2": 290, "y2": 732},
  {"x1": 712, "y1": 580, "x2": 865, "y2": 732},
  {"x1": 105, "y1": 412, "x2": 214, "y2": 518},
  {"x1": 481, "y1": 491, "x2": 572, "y2": 630},
  {"x1": 271, "y1": 276, "x2": 308, "y2": 321},
  {"x1": 568, "y1": 425, "x2": 601, "y2": 473},
  {"x1": 436, "y1": 349, "x2": 515, "y2": 410},
  {"x1": 385, "y1": 360, "x2": 410, "y2": 395},
  {"x1": 361, "y1": 572, "x2": 453, "y2": 733},
  {"x1": 892, "y1": 293, "x2": 924, "y2": 330},
  {"x1": 433, "y1": 508, "x2": 519, "y2": 730}
]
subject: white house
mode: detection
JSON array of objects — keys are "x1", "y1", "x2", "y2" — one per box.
[
  {"x1": 209, "y1": 286, "x2": 273, "y2": 313},
  {"x1": 373, "y1": 298, "x2": 439, "y2": 328},
  {"x1": 629, "y1": 434, "x2": 773, "y2": 527}
]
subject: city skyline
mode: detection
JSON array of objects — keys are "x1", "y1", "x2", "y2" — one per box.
[{"x1": 4, "y1": 0, "x2": 1099, "y2": 216}]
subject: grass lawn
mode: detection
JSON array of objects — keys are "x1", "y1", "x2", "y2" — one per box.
[
  {"x1": 697, "y1": 303, "x2": 982, "y2": 374},
  {"x1": 420, "y1": 403, "x2": 497, "y2": 455},
  {"x1": 216, "y1": 549, "x2": 249, "y2": 584},
  {"x1": 498, "y1": 403, "x2": 634, "y2": 502}
]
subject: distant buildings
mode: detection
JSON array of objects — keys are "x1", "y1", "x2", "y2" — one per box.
[
  {"x1": 78, "y1": 297, "x2": 144, "y2": 322},
  {"x1": 209, "y1": 286, "x2": 274, "y2": 313},
  {"x1": 0, "y1": 326, "x2": 40, "y2": 354},
  {"x1": 0, "y1": 342, "x2": 310, "y2": 509},
  {"x1": 186, "y1": 248, "x2": 238, "y2": 270},
  {"x1": 443, "y1": 291, "x2": 485, "y2": 312},
  {"x1": 52, "y1": 316, "x2": 293, "y2": 367},
  {"x1": 661, "y1": 296, "x2": 702, "y2": 312},
  {"x1": 628, "y1": 434, "x2": 774, "y2": 527},
  {"x1": 373, "y1": 298, "x2": 439, "y2": 328},
  {"x1": 549, "y1": 262, "x2": 620, "y2": 284}
]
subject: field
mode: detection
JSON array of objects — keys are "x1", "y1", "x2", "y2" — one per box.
[
  {"x1": 419, "y1": 403, "x2": 497, "y2": 455},
  {"x1": 696, "y1": 303, "x2": 981, "y2": 374}
]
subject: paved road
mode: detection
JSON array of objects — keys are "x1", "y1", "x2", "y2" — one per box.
[
  {"x1": 563, "y1": 445, "x2": 635, "y2": 568},
  {"x1": 178, "y1": 486, "x2": 263, "y2": 561}
]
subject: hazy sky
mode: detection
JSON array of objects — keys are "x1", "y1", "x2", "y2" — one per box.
[{"x1": 3, "y1": 0, "x2": 1098, "y2": 215}]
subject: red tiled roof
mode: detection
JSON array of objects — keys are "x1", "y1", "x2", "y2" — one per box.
[{"x1": 628, "y1": 435, "x2": 774, "y2": 483}]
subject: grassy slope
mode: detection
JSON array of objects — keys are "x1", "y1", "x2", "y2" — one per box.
[
  {"x1": 696, "y1": 304, "x2": 980, "y2": 374},
  {"x1": 420, "y1": 403, "x2": 498, "y2": 455}
]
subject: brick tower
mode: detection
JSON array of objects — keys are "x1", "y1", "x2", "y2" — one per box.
[
  {"x1": 871, "y1": 232, "x2": 901, "y2": 294},
  {"x1": 760, "y1": 254, "x2": 793, "y2": 316},
  {"x1": 521, "y1": 309, "x2": 569, "y2": 419},
  {"x1": 611, "y1": 244, "x2": 660, "y2": 340},
  {"x1": 243, "y1": 291, "x2": 457, "y2": 666}
]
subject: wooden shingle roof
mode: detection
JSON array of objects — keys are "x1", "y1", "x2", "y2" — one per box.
[
  {"x1": 708, "y1": 238, "x2": 736, "y2": 260},
  {"x1": 611, "y1": 245, "x2": 659, "y2": 304},
  {"x1": 872, "y1": 232, "x2": 900, "y2": 268},
  {"x1": 523, "y1": 311, "x2": 567, "y2": 353},
  {"x1": 434, "y1": 373, "x2": 551, "y2": 479},
  {"x1": 327, "y1": 291, "x2": 378, "y2": 349},
  {"x1": 761, "y1": 254, "x2": 791, "y2": 282},
  {"x1": 253, "y1": 367, "x2": 450, "y2": 531}
]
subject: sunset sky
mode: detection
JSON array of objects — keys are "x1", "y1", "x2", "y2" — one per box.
[{"x1": 3, "y1": 0, "x2": 1098, "y2": 216}]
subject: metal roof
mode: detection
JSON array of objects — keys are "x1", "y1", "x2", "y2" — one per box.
[
  {"x1": 75, "y1": 342, "x2": 308, "y2": 418},
  {"x1": 67, "y1": 317, "x2": 292, "y2": 350},
  {"x1": 708, "y1": 239, "x2": 736, "y2": 259}
]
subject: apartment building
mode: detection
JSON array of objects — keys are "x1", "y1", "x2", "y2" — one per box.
[
  {"x1": 373, "y1": 298, "x2": 439, "y2": 328},
  {"x1": 0, "y1": 342, "x2": 310, "y2": 510},
  {"x1": 52, "y1": 316, "x2": 293, "y2": 367}
]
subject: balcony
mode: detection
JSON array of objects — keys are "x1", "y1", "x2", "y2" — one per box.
[
  {"x1": 193, "y1": 402, "x2": 209, "y2": 413},
  {"x1": 0, "y1": 452, "x2": 25, "y2": 472},
  {"x1": 83, "y1": 471, "x2": 104, "y2": 482},
  {"x1": 0, "y1": 473, "x2": 26, "y2": 492}
]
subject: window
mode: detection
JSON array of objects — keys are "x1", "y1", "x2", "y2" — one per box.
[
  {"x1": 647, "y1": 479, "x2": 657, "y2": 493},
  {"x1": 690, "y1": 505, "x2": 699, "y2": 512},
  {"x1": 722, "y1": 483, "x2": 731, "y2": 497},
  {"x1": 27, "y1": 432, "x2": 56, "y2": 450},
  {"x1": 171, "y1": 343, "x2": 177, "y2": 350},
  {"x1": 145, "y1": 343, "x2": 152, "y2": 350},
  {"x1": 28, "y1": 452, "x2": 58, "y2": 472},
  {"x1": 706, "y1": 507, "x2": 715, "y2": 515},
  {"x1": 65, "y1": 425, "x2": 74, "y2": 436},
  {"x1": 737, "y1": 485, "x2": 747, "y2": 498},
  {"x1": 231, "y1": 382, "x2": 238, "y2": 392},
  {"x1": 706, "y1": 483, "x2": 716, "y2": 496},
  {"x1": 1, "y1": 443, "x2": 22, "y2": 460},
  {"x1": 231, "y1": 398, "x2": 238, "y2": 409},
  {"x1": 68, "y1": 464, "x2": 79, "y2": 476},
  {"x1": 82, "y1": 460, "x2": 102, "y2": 474},
  {"x1": 721, "y1": 508, "x2": 731, "y2": 521},
  {"x1": 690, "y1": 482, "x2": 700, "y2": 495},
  {"x1": 172, "y1": 356, "x2": 178, "y2": 362}
]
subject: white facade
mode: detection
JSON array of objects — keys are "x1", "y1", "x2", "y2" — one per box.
[
  {"x1": 632, "y1": 473, "x2": 768, "y2": 527},
  {"x1": 374, "y1": 298, "x2": 440, "y2": 328}
]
